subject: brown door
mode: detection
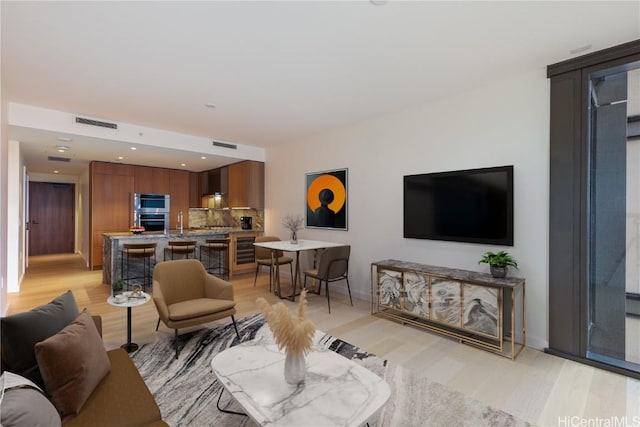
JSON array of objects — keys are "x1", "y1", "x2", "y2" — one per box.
[{"x1": 29, "y1": 182, "x2": 75, "y2": 255}]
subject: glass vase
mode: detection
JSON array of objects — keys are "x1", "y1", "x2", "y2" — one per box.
[
  {"x1": 290, "y1": 230, "x2": 298, "y2": 244},
  {"x1": 284, "y1": 351, "x2": 306, "y2": 385}
]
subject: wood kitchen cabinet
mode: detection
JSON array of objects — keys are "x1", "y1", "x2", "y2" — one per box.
[
  {"x1": 229, "y1": 231, "x2": 263, "y2": 277},
  {"x1": 170, "y1": 169, "x2": 190, "y2": 228},
  {"x1": 189, "y1": 172, "x2": 201, "y2": 207},
  {"x1": 89, "y1": 162, "x2": 134, "y2": 269},
  {"x1": 134, "y1": 165, "x2": 170, "y2": 194},
  {"x1": 90, "y1": 161, "x2": 187, "y2": 270},
  {"x1": 227, "y1": 161, "x2": 264, "y2": 208}
]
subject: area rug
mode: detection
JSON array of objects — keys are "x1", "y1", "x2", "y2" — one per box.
[{"x1": 130, "y1": 314, "x2": 530, "y2": 426}]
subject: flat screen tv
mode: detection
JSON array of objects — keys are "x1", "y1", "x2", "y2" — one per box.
[{"x1": 403, "y1": 165, "x2": 513, "y2": 246}]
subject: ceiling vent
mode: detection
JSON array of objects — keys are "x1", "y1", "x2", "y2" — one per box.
[
  {"x1": 212, "y1": 140, "x2": 237, "y2": 150},
  {"x1": 48, "y1": 156, "x2": 71, "y2": 162},
  {"x1": 75, "y1": 116, "x2": 118, "y2": 129}
]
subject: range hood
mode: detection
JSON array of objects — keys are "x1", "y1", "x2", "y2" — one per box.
[{"x1": 201, "y1": 167, "x2": 228, "y2": 196}]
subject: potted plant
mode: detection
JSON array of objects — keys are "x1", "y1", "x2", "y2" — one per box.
[
  {"x1": 478, "y1": 250, "x2": 518, "y2": 278},
  {"x1": 112, "y1": 279, "x2": 125, "y2": 297}
]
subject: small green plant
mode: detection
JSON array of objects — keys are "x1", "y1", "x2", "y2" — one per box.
[
  {"x1": 112, "y1": 279, "x2": 125, "y2": 293},
  {"x1": 478, "y1": 251, "x2": 518, "y2": 269}
]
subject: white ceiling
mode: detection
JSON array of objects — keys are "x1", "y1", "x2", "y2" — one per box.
[{"x1": 2, "y1": 1, "x2": 640, "y2": 174}]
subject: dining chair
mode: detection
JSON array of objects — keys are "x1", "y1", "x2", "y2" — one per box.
[
  {"x1": 253, "y1": 236, "x2": 293, "y2": 291},
  {"x1": 303, "y1": 245, "x2": 352, "y2": 313}
]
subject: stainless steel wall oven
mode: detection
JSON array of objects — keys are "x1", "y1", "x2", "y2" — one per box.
[{"x1": 133, "y1": 193, "x2": 170, "y2": 232}]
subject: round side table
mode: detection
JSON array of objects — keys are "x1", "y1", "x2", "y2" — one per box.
[{"x1": 107, "y1": 291, "x2": 151, "y2": 352}]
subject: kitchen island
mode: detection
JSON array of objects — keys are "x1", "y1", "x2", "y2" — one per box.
[{"x1": 102, "y1": 228, "x2": 263, "y2": 286}]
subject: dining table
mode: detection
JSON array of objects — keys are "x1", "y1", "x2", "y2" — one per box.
[{"x1": 253, "y1": 239, "x2": 345, "y2": 301}]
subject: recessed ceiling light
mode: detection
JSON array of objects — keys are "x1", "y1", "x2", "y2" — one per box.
[
  {"x1": 53, "y1": 170, "x2": 59, "y2": 174},
  {"x1": 57, "y1": 136, "x2": 72, "y2": 142},
  {"x1": 201, "y1": 156, "x2": 206, "y2": 160},
  {"x1": 131, "y1": 147, "x2": 137, "y2": 150},
  {"x1": 204, "y1": 103, "x2": 216, "y2": 109},
  {"x1": 117, "y1": 156, "x2": 124, "y2": 160},
  {"x1": 180, "y1": 163, "x2": 187, "y2": 167},
  {"x1": 56, "y1": 145, "x2": 70, "y2": 152}
]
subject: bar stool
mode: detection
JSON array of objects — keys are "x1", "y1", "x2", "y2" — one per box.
[
  {"x1": 164, "y1": 240, "x2": 197, "y2": 261},
  {"x1": 199, "y1": 236, "x2": 230, "y2": 279},
  {"x1": 121, "y1": 242, "x2": 157, "y2": 291}
]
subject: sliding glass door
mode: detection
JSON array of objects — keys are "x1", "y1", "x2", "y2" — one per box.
[{"x1": 587, "y1": 61, "x2": 640, "y2": 371}]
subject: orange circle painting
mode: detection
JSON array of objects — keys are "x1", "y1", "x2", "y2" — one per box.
[
  {"x1": 306, "y1": 169, "x2": 347, "y2": 229},
  {"x1": 307, "y1": 175, "x2": 345, "y2": 212}
]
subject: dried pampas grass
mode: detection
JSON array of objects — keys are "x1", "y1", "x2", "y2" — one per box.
[{"x1": 256, "y1": 290, "x2": 316, "y2": 357}]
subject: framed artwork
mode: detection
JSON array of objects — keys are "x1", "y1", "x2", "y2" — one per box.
[
  {"x1": 305, "y1": 168, "x2": 348, "y2": 230},
  {"x1": 431, "y1": 279, "x2": 461, "y2": 327},
  {"x1": 462, "y1": 284, "x2": 499, "y2": 338}
]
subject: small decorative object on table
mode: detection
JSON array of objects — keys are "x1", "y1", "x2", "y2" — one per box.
[
  {"x1": 256, "y1": 290, "x2": 315, "y2": 385},
  {"x1": 478, "y1": 250, "x2": 518, "y2": 278},
  {"x1": 282, "y1": 213, "x2": 304, "y2": 244},
  {"x1": 130, "y1": 225, "x2": 145, "y2": 234},
  {"x1": 129, "y1": 285, "x2": 145, "y2": 299}
]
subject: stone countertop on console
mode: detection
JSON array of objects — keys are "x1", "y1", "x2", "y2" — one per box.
[{"x1": 373, "y1": 259, "x2": 525, "y2": 287}]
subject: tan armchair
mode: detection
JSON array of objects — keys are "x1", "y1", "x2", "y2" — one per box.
[{"x1": 152, "y1": 259, "x2": 239, "y2": 359}]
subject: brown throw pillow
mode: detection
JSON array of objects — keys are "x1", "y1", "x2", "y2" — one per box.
[{"x1": 34, "y1": 309, "x2": 111, "y2": 421}]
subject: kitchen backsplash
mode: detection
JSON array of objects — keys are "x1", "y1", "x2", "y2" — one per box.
[{"x1": 189, "y1": 208, "x2": 264, "y2": 229}]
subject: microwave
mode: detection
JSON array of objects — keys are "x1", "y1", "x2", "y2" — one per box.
[{"x1": 134, "y1": 193, "x2": 170, "y2": 213}]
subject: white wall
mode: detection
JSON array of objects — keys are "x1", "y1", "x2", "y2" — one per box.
[
  {"x1": 0, "y1": 84, "x2": 7, "y2": 315},
  {"x1": 265, "y1": 68, "x2": 550, "y2": 349},
  {"x1": 6, "y1": 140, "x2": 23, "y2": 292}
]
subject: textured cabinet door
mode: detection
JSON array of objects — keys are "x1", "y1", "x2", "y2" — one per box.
[{"x1": 377, "y1": 269, "x2": 403, "y2": 310}]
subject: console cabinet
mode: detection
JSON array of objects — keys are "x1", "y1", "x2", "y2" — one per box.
[{"x1": 371, "y1": 260, "x2": 525, "y2": 359}]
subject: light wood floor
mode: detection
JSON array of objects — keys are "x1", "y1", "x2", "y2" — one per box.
[{"x1": 8, "y1": 254, "x2": 640, "y2": 426}]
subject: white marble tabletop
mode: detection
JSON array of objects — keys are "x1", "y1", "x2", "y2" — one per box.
[
  {"x1": 253, "y1": 239, "x2": 345, "y2": 253},
  {"x1": 211, "y1": 333, "x2": 390, "y2": 427},
  {"x1": 107, "y1": 291, "x2": 151, "y2": 308}
]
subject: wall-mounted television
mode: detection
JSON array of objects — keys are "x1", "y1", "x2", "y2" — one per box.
[{"x1": 403, "y1": 165, "x2": 513, "y2": 246}]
